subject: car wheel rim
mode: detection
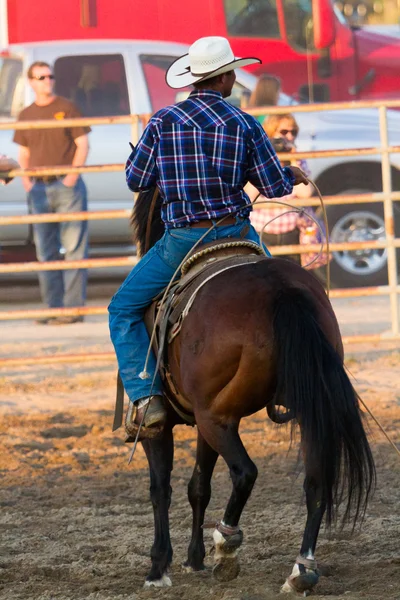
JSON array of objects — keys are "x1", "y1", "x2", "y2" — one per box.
[{"x1": 330, "y1": 210, "x2": 387, "y2": 276}]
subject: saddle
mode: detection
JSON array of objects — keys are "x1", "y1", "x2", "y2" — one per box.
[{"x1": 112, "y1": 239, "x2": 266, "y2": 431}]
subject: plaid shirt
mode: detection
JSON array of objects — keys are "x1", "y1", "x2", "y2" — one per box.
[
  {"x1": 250, "y1": 160, "x2": 314, "y2": 234},
  {"x1": 251, "y1": 201, "x2": 300, "y2": 235},
  {"x1": 126, "y1": 89, "x2": 294, "y2": 228}
]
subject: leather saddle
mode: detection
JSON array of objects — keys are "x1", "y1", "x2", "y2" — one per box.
[
  {"x1": 112, "y1": 239, "x2": 266, "y2": 431},
  {"x1": 143, "y1": 239, "x2": 266, "y2": 424}
]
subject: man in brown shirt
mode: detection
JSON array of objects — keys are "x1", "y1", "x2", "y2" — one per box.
[{"x1": 13, "y1": 61, "x2": 91, "y2": 324}]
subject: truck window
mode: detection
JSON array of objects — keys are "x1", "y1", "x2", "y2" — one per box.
[
  {"x1": 53, "y1": 54, "x2": 130, "y2": 117},
  {"x1": 0, "y1": 58, "x2": 23, "y2": 118},
  {"x1": 140, "y1": 55, "x2": 190, "y2": 113},
  {"x1": 282, "y1": 0, "x2": 315, "y2": 52},
  {"x1": 223, "y1": 0, "x2": 280, "y2": 38}
]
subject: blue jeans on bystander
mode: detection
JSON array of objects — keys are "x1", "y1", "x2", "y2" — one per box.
[
  {"x1": 108, "y1": 217, "x2": 269, "y2": 404},
  {"x1": 28, "y1": 177, "x2": 88, "y2": 308}
]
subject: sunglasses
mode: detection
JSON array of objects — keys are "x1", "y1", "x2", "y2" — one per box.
[
  {"x1": 31, "y1": 74, "x2": 55, "y2": 81},
  {"x1": 277, "y1": 129, "x2": 298, "y2": 137}
]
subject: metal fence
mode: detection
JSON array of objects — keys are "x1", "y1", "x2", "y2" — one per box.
[{"x1": 1, "y1": 100, "x2": 399, "y2": 367}]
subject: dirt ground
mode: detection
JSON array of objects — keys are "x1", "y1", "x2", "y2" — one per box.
[{"x1": 0, "y1": 291, "x2": 399, "y2": 600}]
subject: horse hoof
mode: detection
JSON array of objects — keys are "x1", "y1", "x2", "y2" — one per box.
[
  {"x1": 144, "y1": 574, "x2": 172, "y2": 588},
  {"x1": 212, "y1": 556, "x2": 240, "y2": 582},
  {"x1": 281, "y1": 571, "x2": 319, "y2": 594},
  {"x1": 182, "y1": 561, "x2": 206, "y2": 572}
]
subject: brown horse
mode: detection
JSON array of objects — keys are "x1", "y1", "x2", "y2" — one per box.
[{"x1": 131, "y1": 189, "x2": 375, "y2": 593}]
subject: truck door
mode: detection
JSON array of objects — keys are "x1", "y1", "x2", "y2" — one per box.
[
  {"x1": 0, "y1": 55, "x2": 30, "y2": 246},
  {"x1": 221, "y1": 0, "x2": 337, "y2": 102},
  {"x1": 281, "y1": 0, "x2": 335, "y2": 102},
  {"x1": 221, "y1": 0, "x2": 286, "y2": 79}
]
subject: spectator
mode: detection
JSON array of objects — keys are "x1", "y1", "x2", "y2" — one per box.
[
  {"x1": 247, "y1": 113, "x2": 329, "y2": 269},
  {"x1": 247, "y1": 74, "x2": 281, "y2": 124},
  {"x1": 13, "y1": 61, "x2": 91, "y2": 324}
]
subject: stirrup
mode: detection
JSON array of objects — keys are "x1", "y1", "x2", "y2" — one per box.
[{"x1": 125, "y1": 397, "x2": 166, "y2": 442}]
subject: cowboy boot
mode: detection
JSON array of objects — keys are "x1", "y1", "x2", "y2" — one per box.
[{"x1": 125, "y1": 395, "x2": 167, "y2": 441}]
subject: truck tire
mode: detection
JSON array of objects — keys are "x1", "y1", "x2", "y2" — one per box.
[{"x1": 317, "y1": 200, "x2": 388, "y2": 288}]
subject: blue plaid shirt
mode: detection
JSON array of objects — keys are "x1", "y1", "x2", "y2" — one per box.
[{"x1": 126, "y1": 89, "x2": 295, "y2": 228}]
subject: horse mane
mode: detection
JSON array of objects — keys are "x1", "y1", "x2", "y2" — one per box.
[{"x1": 131, "y1": 187, "x2": 164, "y2": 256}]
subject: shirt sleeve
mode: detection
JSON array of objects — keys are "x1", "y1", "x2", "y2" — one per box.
[
  {"x1": 67, "y1": 102, "x2": 91, "y2": 139},
  {"x1": 125, "y1": 120, "x2": 159, "y2": 192},
  {"x1": 246, "y1": 120, "x2": 294, "y2": 198},
  {"x1": 13, "y1": 112, "x2": 29, "y2": 147}
]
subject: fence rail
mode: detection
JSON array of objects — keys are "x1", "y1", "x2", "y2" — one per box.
[
  {"x1": 4, "y1": 146, "x2": 400, "y2": 180},
  {"x1": 0, "y1": 209, "x2": 131, "y2": 226},
  {"x1": 1, "y1": 99, "x2": 399, "y2": 365},
  {"x1": 1, "y1": 191, "x2": 400, "y2": 228}
]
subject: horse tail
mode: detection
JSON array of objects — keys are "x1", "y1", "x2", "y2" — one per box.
[
  {"x1": 131, "y1": 187, "x2": 163, "y2": 254},
  {"x1": 272, "y1": 287, "x2": 375, "y2": 527}
]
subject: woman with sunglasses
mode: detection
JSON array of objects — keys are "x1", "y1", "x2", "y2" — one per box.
[{"x1": 247, "y1": 113, "x2": 328, "y2": 268}]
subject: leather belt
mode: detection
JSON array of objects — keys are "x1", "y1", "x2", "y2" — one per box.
[
  {"x1": 190, "y1": 216, "x2": 239, "y2": 228},
  {"x1": 33, "y1": 176, "x2": 61, "y2": 184}
]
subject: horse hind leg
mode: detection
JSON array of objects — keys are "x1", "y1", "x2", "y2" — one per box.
[
  {"x1": 184, "y1": 430, "x2": 219, "y2": 572},
  {"x1": 196, "y1": 416, "x2": 258, "y2": 582},
  {"x1": 282, "y1": 447, "x2": 324, "y2": 595},
  {"x1": 212, "y1": 524, "x2": 244, "y2": 582},
  {"x1": 141, "y1": 425, "x2": 174, "y2": 588}
]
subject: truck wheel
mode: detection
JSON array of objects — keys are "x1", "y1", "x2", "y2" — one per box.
[{"x1": 317, "y1": 201, "x2": 388, "y2": 288}]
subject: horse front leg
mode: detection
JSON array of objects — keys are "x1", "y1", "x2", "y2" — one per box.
[
  {"x1": 141, "y1": 424, "x2": 174, "y2": 588},
  {"x1": 184, "y1": 430, "x2": 219, "y2": 571},
  {"x1": 282, "y1": 447, "x2": 324, "y2": 595},
  {"x1": 197, "y1": 417, "x2": 258, "y2": 582}
]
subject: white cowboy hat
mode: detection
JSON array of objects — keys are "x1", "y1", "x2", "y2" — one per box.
[{"x1": 166, "y1": 36, "x2": 261, "y2": 89}]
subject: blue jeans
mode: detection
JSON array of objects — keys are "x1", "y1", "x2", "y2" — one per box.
[
  {"x1": 29, "y1": 178, "x2": 88, "y2": 308},
  {"x1": 108, "y1": 218, "x2": 269, "y2": 403}
]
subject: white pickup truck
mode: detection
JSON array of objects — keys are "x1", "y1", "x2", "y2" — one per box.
[{"x1": 1, "y1": 39, "x2": 400, "y2": 287}]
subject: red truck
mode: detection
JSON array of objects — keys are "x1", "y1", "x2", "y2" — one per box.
[{"x1": 3, "y1": 0, "x2": 400, "y2": 103}]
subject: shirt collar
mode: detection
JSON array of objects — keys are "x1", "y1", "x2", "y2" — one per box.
[{"x1": 188, "y1": 89, "x2": 223, "y2": 100}]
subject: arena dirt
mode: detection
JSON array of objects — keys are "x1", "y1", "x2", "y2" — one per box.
[{"x1": 0, "y1": 342, "x2": 399, "y2": 600}]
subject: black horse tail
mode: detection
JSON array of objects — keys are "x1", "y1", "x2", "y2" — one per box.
[
  {"x1": 272, "y1": 287, "x2": 376, "y2": 528},
  {"x1": 131, "y1": 187, "x2": 164, "y2": 255}
]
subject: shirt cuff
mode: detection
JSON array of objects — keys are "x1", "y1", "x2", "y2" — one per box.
[{"x1": 283, "y1": 166, "x2": 295, "y2": 186}]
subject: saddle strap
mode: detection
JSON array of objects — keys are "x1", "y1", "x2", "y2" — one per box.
[{"x1": 112, "y1": 370, "x2": 125, "y2": 431}]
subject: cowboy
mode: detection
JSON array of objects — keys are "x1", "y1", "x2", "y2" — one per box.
[{"x1": 108, "y1": 36, "x2": 308, "y2": 439}]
